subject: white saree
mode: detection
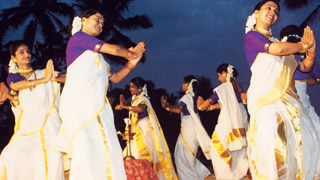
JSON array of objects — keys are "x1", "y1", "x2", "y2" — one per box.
[
  {"x1": 58, "y1": 51, "x2": 127, "y2": 180},
  {"x1": 127, "y1": 95, "x2": 177, "y2": 180},
  {"x1": 247, "y1": 53, "x2": 319, "y2": 180},
  {"x1": 0, "y1": 70, "x2": 64, "y2": 180},
  {"x1": 174, "y1": 93, "x2": 211, "y2": 180},
  {"x1": 295, "y1": 80, "x2": 320, "y2": 136},
  {"x1": 210, "y1": 82, "x2": 249, "y2": 180}
]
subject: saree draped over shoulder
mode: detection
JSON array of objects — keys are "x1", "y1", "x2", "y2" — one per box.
[
  {"x1": 210, "y1": 82, "x2": 249, "y2": 180},
  {"x1": 128, "y1": 95, "x2": 177, "y2": 180},
  {"x1": 247, "y1": 53, "x2": 320, "y2": 180},
  {"x1": 58, "y1": 51, "x2": 127, "y2": 180},
  {"x1": 174, "y1": 93, "x2": 211, "y2": 180},
  {"x1": 0, "y1": 70, "x2": 64, "y2": 180}
]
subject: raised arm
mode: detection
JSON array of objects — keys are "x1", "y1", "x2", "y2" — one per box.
[
  {"x1": 161, "y1": 95, "x2": 182, "y2": 114},
  {"x1": 110, "y1": 42, "x2": 146, "y2": 83},
  {"x1": 11, "y1": 60, "x2": 54, "y2": 91},
  {"x1": 268, "y1": 26, "x2": 314, "y2": 56}
]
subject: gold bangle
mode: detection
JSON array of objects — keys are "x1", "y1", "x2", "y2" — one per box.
[
  {"x1": 10, "y1": 90, "x2": 17, "y2": 96},
  {"x1": 128, "y1": 106, "x2": 132, "y2": 111},
  {"x1": 165, "y1": 107, "x2": 170, "y2": 111},
  {"x1": 298, "y1": 42, "x2": 308, "y2": 51},
  {"x1": 28, "y1": 80, "x2": 34, "y2": 87},
  {"x1": 13, "y1": 95, "x2": 19, "y2": 102}
]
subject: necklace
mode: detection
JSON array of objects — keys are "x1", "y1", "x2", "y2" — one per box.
[
  {"x1": 255, "y1": 27, "x2": 271, "y2": 36},
  {"x1": 18, "y1": 68, "x2": 33, "y2": 73}
]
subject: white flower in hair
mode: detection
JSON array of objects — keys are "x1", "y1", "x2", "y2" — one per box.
[
  {"x1": 186, "y1": 79, "x2": 198, "y2": 97},
  {"x1": 141, "y1": 84, "x2": 149, "y2": 99},
  {"x1": 71, "y1": 16, "x2": 82, "y2": 35},
  {"x1": 9, "y1": 59, "x2": 18, "y2": 73},
  {"x1": 281, "y1": 36, "x2": 288, "y2": 42},
  {"x1": 245, "y1": 13, "x2": 256, "y2": 34},
  {"x1": 226, "y1": 65, "x2": 234, "y2": 82},
  {"x1": 124, "y1": 118, "x2": 131, "y2": 125}
]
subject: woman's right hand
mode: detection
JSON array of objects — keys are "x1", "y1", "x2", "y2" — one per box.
[
  {"x1": 127, "y1": 42, "x2": 146, "y2": 65},
  {"x1": 44, "y1": 59, "x2": 54, "y2": 82},
  {"x1": 301, "y1": 26, "x2": 314, "y2": 51},
  {"x1": 160, "y1": 95, "x2": 168, "y2": 108},
  {"x1": 197, "y1": 96, "x2": 204, "y2": 109},
  {"x1": 119, "y1": 94, "x2": 126, "y2": 108}
]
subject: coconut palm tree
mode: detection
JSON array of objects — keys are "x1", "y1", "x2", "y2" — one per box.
[
  {"x1": 73, "y1": 0, "x2": 153, "y2": 64},
  {"x1": 282, "y1": 0, "x2": 320, "y2": 28},
  {"x1": 0, "y1": 0, "x2": 75, "y2": 51}
]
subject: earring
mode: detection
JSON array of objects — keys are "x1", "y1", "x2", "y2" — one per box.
[
  {"x1": 223, "y1": 74, "x2": 226, "y2": 77},
  {"x1": 255, "y1": 14, "x2": 259, "y2": 19}
]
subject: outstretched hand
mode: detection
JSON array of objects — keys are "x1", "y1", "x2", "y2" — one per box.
[
  {"x1": 197, "y1": 96, "x2": 204, "y2": 109},
  {"x1": 127, "y1": 42, "x2": 146, "y2": 66},
  {"x1": 44, "y1": 59, "x2": 55, "y2": 82},
  {"x1": 0, "y1": 82, "x2": 10, "y2": 104},
  {"x1": 119, "y1": 94, "x2": 126, "y2": 109},
  {"x1": 301, "y1": 26, "x2": 314, "y2": 51}
]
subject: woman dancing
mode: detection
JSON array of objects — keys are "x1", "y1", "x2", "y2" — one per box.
[
  {"x1": 57, "y1": 10, "x2": 145, "y2": 180},
  {"x1": 280, "y1": 24, "x2": 320, "y2": 135},
  {"x1": 244, "y1": 1, "x2": 319, "y2": 179},
  {"x1": 160, "y1": 75, "x2": 212, "y2": 180},
  {"x1": 197, "y1": 64, "x2": 249, "y2": 180},
  {"x1": 0, "y1": 40, "x2": 65, "y2": 179},
  {"x1": 115, "y1": 77, "x2": 177, "y2": 180}
]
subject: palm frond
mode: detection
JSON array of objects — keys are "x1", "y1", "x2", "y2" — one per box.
[
  {"x1": 117, "y1": 15, "x2": 152, "y2": 30},
  {"x1": 283, "y1": 0, "x2": 309, "y2": 9},
  {"x1": 23, "y1": 20, "x2": 37, "y2": 47},
  {"x1": 299, "y1": 5, "x2": 320, "y2": 28}
]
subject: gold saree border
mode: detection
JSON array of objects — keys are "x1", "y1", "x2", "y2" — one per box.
[
  {"x1": 212, "y1": 131, "x2": 232, "y2": 168},
  {"x1": 130, "y1": 95, "x2": 177, "y2": 179},
  {"x1": 7, "y1": 81, "x2": 60, "y2": 179},
  {"x1": 180, "y1": 132, "x2": 195, "y2": 157},
  {"x1": 254, "y1": 55, "x2": 297, "y2": 117},
  {"x1": 96, "y1": 115, "x2": 112, "y2": 179},
  {"x1": 227, "y1": 128, "x2": 246, "y2": 144}
]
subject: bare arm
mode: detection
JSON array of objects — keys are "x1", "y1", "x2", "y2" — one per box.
[
  {"x1": 109, "y1": 42, "x2": 146, "y2": 83},
  {"x1": 54, "y1": 73, "x2": 66, "y2": 83},
  {"x1": 11, "y1": 60, "x2": 54, "y2": 91},
  {"x1": 160, "y1": 95, "x2": 183, "y2": 114},
  {"x1": 115, "y1": 94, "x2": 146, "y2": 113},
  {"x1": 100, "y1": 42, "x2": 145, "y2": 61},
  {"x1": 307, "y1": 77, "x2": 320, "y2": 86},
  {"x1": 269, "y1": 26, "x2": 314, "y2": 56}
]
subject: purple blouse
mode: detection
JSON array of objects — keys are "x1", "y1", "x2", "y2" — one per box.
[
  {"x1": 178, "y1": 96, "x2": 198, "y2": 116},
  {"x1": 244, "y1": 31, "x2": 272, "y2": 67},
  {"x1": 66, "y1": 31, "x2": 115, "y2": 77},
  {"x1": 7, "y1": 73, "x2": 25, "y2": 87},
  {"x1": 126, "y1": 97, "x2": 148, "y2": 119},
  {"x1": 294, "y1": 54, "x2": 320, "y2": 80},
  {"x1": 66, "y1": 31, "x2": 105, "y2": 67},
  {"x1": 209, "y1": 85, "x2": 242, "y2": 104}
]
